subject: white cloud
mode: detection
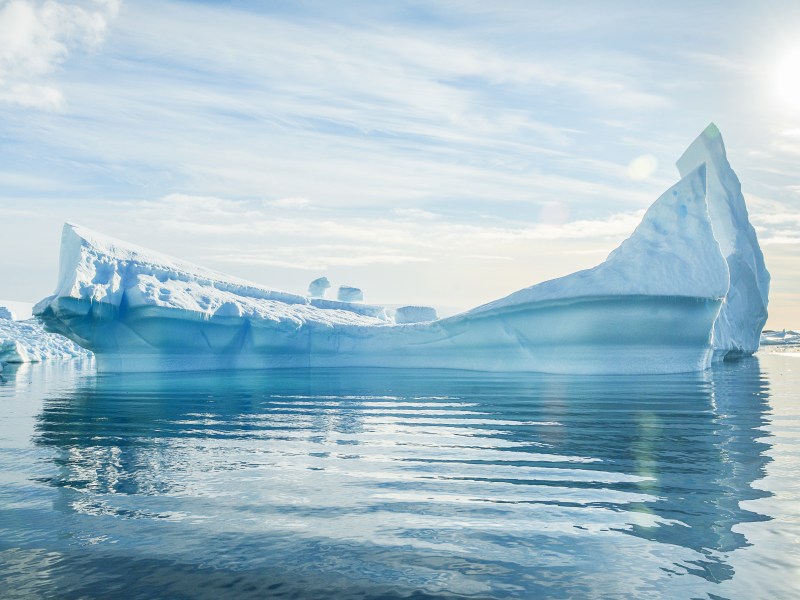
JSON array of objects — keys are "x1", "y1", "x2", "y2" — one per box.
[
  {"x1": 0, "y1": 81, "x2": 64, "y2": 109},
  {"x1": 751, "y1": 212, "x2": 800, "y2": 226},
  {"x1": 125, "y1": 193, "x2": 642, "y2": 273},
  {"x1": 0, "y1": 0, "x2": 120, "y2": 109},
  {"x1": 393, "y1": 208, "x2": 439, "y2": 220},
  {"x1": 761, "y1": 235, "x2": 800, "y2": 246},
  {"x1": 265, "y1": 196, "x2": 312, "y2": 209}
]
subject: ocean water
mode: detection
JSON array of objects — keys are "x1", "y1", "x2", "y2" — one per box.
[{"x1": 1, "y1": 354, "x2": 799, "y2": 599}]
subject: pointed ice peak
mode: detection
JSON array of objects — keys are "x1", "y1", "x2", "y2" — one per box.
[
  {"x1": 677, "y1": 123, "x2": 741, "y2": 258},
  {"x1": 472, "y1": 161, "x2": 728, "y2": 316},
  {"x1": 681, "y1": 122, "x2": 725, "y2": 157},
  {"x1": 676, "y1": 123, "x2": 770, "y2": 358}
]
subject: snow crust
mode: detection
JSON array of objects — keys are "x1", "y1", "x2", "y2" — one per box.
[
  {"x1": 676, "y1": 123, "x2": 770, "y2": 359},
  {"x1": 33, "y1": 125, "x2": 768, "y2": 374},
  {"x1": 0, "y1": 317, "x2": 91, "y2": 364}
]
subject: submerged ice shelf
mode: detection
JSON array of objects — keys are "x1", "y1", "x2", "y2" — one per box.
[{"x1": 34, "y1": 124, "x2": 769, "y2": 374}]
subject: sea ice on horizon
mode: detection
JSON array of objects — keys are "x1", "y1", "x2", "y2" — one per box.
[
  {"x1": 760, "y1": 329, "x2": 800, "y2": 347},
  {"x1": 33, "y1": 124, "x2": 769, "y2": 374}
]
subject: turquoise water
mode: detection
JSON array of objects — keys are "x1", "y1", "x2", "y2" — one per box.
[{"x1": 1, "y1": 355, "x2": 799, "y2": 599}]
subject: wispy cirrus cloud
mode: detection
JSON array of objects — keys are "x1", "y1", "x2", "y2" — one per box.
[{"x1": 121, "y1": 193, "x2": 641, "y2": 273}]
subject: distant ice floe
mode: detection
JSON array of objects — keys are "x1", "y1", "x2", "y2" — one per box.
[
  {"x1": 760, "y1": 330, "x2": 800, "y2": 348},
  {"x1": 33, "y1": 124, "x2": 770, "y2": 374}
]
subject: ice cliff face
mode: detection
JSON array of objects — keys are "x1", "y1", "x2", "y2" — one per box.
[
  {"x1": 676, "y1": 124, "x2": 770, "y2": 359},
  {"x1": 34, "y1": 125, "x2": 767, "y2": 374}
]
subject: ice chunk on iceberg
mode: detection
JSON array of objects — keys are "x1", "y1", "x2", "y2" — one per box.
[
  {"x1": 308, "y1": 277, "x2": 330, "y2": 298},
  {"x1": 0, "y1": 306, "x2": 14, "y2": 320},
  {"x1": 676, "y1": 123, "x2": 770, "y2": 359},
  {"x1": 395, "y1": 305, "x2": 438, "y2": 324},
  {"x1": 337, "y1": 286, "x2": 363, "y2": 302},
  {"x1": 33, "y1": 125, "x2": 766, "y2": 374},
  {"x1": 0, "y1": 317, "x2": 91, "y2": 363}
]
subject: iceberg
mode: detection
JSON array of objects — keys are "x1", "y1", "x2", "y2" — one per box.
[
  {"x1": 308, "y1": 277, "x2": 331, "y2": 299},
  {"x1": 337, "y1": 285, "x2": 364, "y2": 302},
  {"x1": 33, "y1": 125, "x2": 768, "y2": 374},
  {"x1": 0, "y1": 317, "x2": 91, "y2": 364}
]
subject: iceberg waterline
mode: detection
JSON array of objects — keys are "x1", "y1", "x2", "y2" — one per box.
[{"x1": 33, "y1": 124, "x2": 769, "y2": 374}]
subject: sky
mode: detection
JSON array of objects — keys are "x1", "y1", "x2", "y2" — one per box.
[{"x1": 0, "y1": 0, "x2": 798, "y2": 326}]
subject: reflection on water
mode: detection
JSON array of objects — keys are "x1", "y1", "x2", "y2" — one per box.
[{"x1": 0, "y1": 357, "x2": 795, "y2": 599}]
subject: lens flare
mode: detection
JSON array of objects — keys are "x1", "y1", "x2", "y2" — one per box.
[
  {"x1": 773, "y1": 47, "x2": 800, "y2": 114},
  {"x1": 627, "y1": 154, "x2": 658, "y2": 181}
]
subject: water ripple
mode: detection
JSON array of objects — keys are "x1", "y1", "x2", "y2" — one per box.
[{"x1": 1, "y1": 357, "x2": 798, "y2": 598}]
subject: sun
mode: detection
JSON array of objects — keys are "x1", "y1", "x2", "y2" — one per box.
[{"x1": 773, "y1": 46, "x2": 800, "y2": 114}]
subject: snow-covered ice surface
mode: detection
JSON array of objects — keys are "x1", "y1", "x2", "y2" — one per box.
[
  {"x1": 34, "y1": 125, "x2": 769, "y2": 374},
  {"x1": 0, "y1": 317, "x2": 92, "y2": 364}
]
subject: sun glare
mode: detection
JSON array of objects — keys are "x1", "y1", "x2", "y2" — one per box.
[{"x1": 773, "y1": 46, "x2": 800, "y2": 114}]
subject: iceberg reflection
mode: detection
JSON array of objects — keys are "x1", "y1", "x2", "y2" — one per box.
[{"x1": 22, "y1": 359, "x2": 772, "y2": 596}]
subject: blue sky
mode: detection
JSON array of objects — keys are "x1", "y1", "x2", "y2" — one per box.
[{"x1": 1, "y1": 0, "x2": 798, "y2": 325}]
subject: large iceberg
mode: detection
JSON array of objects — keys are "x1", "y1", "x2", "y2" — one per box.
[{"x1": 33, "y1": 125, "x2": 768, "y2": 374}]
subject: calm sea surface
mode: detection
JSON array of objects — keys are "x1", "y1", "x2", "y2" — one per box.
[{"x1": 1, "y1": 354, "x2": 799, "y2": 599}]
